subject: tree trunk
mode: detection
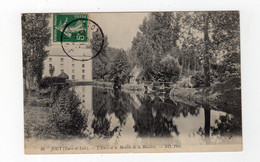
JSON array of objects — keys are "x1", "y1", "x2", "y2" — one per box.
[
  {"x1": 194, "y1": 57, "x2": 197, "y2": 71},
  {"x1": 187, "y1": 58, "x2": 190, "y2": 76},
  {"x1": 203, "y1": 14, "x2": 211, "y2": 88},
  {"x1": 180, "y1": 56, "x2": 185, "y2": 77}
]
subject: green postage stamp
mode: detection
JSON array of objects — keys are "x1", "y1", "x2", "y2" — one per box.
[{"x1": 53, "y1": 14, "x2": 88, "y2": 42}]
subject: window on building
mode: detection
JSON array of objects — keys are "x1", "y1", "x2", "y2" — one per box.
[
  {"x1": 72, "y1": 64, "x2": 75, "y2": 68},
  {"x1": 72, "y1": 69, "x2": 75, "y2": 74},
  {"x1": 61, "y1": 69, "x2": 64, "y2": 73},
  {"x1": 60, "y1": 64, "x2": 64, "y2": 68},
  {"x1": 82, "y1": 75, "x2": 85, "y2": 80},
  {"x1": 82, "y1": 69, "x2": 85, "y2": 73},
  {"x1": 72, "y1": 75, "x2": 75, "y2": 79},
  {"x1": 61, "y1": 58, "x2": 64, "y2": 62},
  {"x1": 49, "y1": 58, "x2": 52, "y2": 62},
  {"x1": 82, "y1": 64, "x2": 85, "y2": 68},
  {"x1": 49, "y1": 64, "x2": 52, "y2": 68}
]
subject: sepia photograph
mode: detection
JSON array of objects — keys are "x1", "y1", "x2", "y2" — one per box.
[{"x1": 22, "y1": 12, "x2": 242, "y2": 154}]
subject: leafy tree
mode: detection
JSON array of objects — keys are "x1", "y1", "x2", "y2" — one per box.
[
  {"x1": 110, "y1": 49, "x2": 131, "y2": 81},
  {"x1": 131, "y1": 32, "x2": 154, "y2": 72},
  {"x1": 130, "y1": 12, "x2": 183, "y2": 81},
  {"x1": 155, "y1": 55, "x2": 181, "y2": 83},
  {"x1": 210, "y1": 11, "x2": 240, "y2": 82},
  {"x1": 182, "y1": 12, "x2": 211, "y2": 87},
  {"x1": 49, "y1": 65, "x2": 55, "y2": 77},
  {"x1": 178, "y1": 28, "x2": 204, "y2": 77},
  {"x1": 187, "y1": 11, "x2": 240, "y2": 87},
  {"x1": 22, "y1": 14, "x2": 51, "y2": 94},
  {"x1": 51, "y1": 87, "x2": 87, "y2": 136},
  {"x1": 90, "y1": 31, "x2": 109, "y2": 80},
  {"x1": 139, "y1": 12, "x2": 181, "y2": 57}
]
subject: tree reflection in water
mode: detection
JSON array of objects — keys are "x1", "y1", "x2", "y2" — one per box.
[
  {"x1": 92, "y1": 88, "x2": 203, "y2": 138},
  {"x1": 111, "y1": 90, "x2": 130, "y2": 126},
  {"x1": 92, "y1": 88, "x2": 118, "y2": 138},
  {"x1": 211, "y1": 114, "x2": 242, "y2": 136},
  {"x1": 90, "y1": 87, "x2": 241, "y2": 140},
  {"x1": 91, "y1": 88, "x2": 131, "y2": 138},
  {"x1": 210, "y1": 86, "x2": 242, "y2": 137},
  {"x1": 130, "y1": 92, "x2": 203, "y2": 137},
  {"x1": 131, "y1": 100, "x2": 180, "y2": 137},
  {"x1": 197, "y1": 108, "x2": 241, "y2": 139}
]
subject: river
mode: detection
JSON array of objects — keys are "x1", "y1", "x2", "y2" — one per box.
[{"x1": 72, "y1": 85, "x2": 242, "y2": 147}]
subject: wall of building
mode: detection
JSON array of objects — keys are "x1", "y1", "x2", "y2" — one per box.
[{"x1": 43, "y1": 53, "x2": 92, "y2": 82}]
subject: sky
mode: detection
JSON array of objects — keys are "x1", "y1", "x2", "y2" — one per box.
[
  {"x1": 49, "y1": 13, "x2": 148, "y2": 50},
  {"x1": 89, "y1": 13, "x2": 148, "y2": 50}
]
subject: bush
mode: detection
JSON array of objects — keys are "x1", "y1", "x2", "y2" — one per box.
[
  {"x1": 155, "y1": 55, "x2": 181, "y2": 83},
  {"x1": 50, "y1": 87, "x2": 87, "y2": 136},
  {"x1": 39, "y1": 77, "x2": 66, "y2": 89},
  {"x1": 191, "y1": 71, "x2": 204, "y2": 88}
]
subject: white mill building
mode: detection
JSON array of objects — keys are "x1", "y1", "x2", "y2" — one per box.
[{"x1": 43, "y1": 45, "x2": 93, "y2": 82}]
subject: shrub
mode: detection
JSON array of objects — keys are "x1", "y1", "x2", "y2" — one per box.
[
  {"x1": 211, "y1": 114, "x2": 242, "y2": 136},
  {"x1": 50, "y1": 87, "x2": 87, "y2": 136},
  {"x1": 39, "y1": 77, "x2": 66, "y2": 89},
  {"x1": 155, "y1": 55, "x2": 181, "y2": 83},
  {"x1": 191, "y1": 71, "x2": 204, "y2": 88}
]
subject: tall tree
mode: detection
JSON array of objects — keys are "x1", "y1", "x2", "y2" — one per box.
[
  {"x1": 131, "y1": 32, "x2": 154, "y2": 71},
  {"x1": 49, "y1": 65, "x2": 55, "y2": 77},
  {"x1": 22, "y1": 13, "x2": 51, "y2": 94},
  {"x1": 110, "y1": 49, "x2": 131, "y2": 81},
  {"x1": 178, "y1": 28, "x2": 203, "y2": 77},
  {"x1": 187, "y1": 11, "x2": 240, "y2": 87},
  {"x1": 202, "y1": 13, "x2": 211, "y2": 87},
  {"x1": 210, "y1": 11, "x2": 240, "y2": 82},
  {"x1": 139, "y1": 12, "x2": 181, "y2": 60},
  {"x1": 90, "y1": 31, "x2": 109, "y2": 80},
  {"x1": 131, "y1": 12, "x2": 182, "y2": 81}
]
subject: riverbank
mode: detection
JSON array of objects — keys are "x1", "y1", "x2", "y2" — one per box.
[
  {"x1": 93, "y1": 81, "x2": 145, "y2": 91},
  {"x1": 24, "y1": 86, "x2": 88, "y2": 139},
  {"x1": 170, "y1": 86, "x2": 241, "y2": 116},
  {"x1": 93, "y1": 80, "x2": 241, "y2": 116},
  {"x1": 24, "y1": 94, "x2": 53, "y2": 139},
  {"x1": 170, "y1": 87, "x2": 218, "y2": 109}
]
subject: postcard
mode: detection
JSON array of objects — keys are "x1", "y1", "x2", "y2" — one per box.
[{"x1": 22, "y1": 12, "x2": 242, "y2": 154}]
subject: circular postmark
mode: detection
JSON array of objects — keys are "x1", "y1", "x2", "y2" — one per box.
[{"x1": 60, "y1": 18, "x2": 104, "y2": 61}]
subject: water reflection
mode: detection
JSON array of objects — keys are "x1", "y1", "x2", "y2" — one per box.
[{"x1": 74, "y1": 86, "x2": 242, "y2": 144}]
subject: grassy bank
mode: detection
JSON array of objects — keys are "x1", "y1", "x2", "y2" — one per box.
[
  {"x1": 24, "y1": 95, "x2": 55, "y2": 139},
  {"x1": 24, "y1": 86, "x2": 89, "y2": 139}
]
